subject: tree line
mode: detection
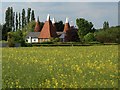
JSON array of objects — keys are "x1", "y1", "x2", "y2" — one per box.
[
  {"x1": 0, "y1": 6, "x2": 120, "y2": 46},
  {"x1": 2, "y1": 7, "x2": 35, "y2": 40}
]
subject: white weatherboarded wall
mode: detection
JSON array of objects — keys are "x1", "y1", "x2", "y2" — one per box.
[{"x1": 26, "y1": 37, "x2": 38, "y2": 43}]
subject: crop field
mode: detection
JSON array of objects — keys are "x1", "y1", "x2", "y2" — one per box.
[{"x1": 2, "y1": 45, "x2": 119, "y2": 88}]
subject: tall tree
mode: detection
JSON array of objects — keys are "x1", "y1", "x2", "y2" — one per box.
[
  {"x1": 22, "y1": 9, "x2": 26, "y2": 28},
  {"x1": 16, "y1": 12, "x2": 18, "y2": 31},
  {"x1": 31, "y1": 10, "x2": 35, "y2": 21},
  {"x1": 10, "y1": 7, "x2": 13, "y2": 31},
  {"x1": 103, "y1": 21, "x2": 109, "y2": 30},
  {"x1": 12, "y1": 12, "x2": 15, "y2": 31},
  {"x1": 19, "y1": 12, "x2": 21, "y2": 30},
  {"x1": 76, "y1": 18, "x2": 94, "y2": 42},
  {"x1": 55, "y1": 21, "x2": 64, "y2": 32},
  {"x1": 27, "y1": 8, "x2": 31, "y2": 24},
  {"x1": 5, "y1": 7, "x2": 11, "y2": 29},
  {"x1": 0, "y1": 24, "x2": 2, "y2": 40}
]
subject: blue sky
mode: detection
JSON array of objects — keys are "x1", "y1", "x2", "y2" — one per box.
[{"x1": 0, "y1": 1, "x2": 118, "y2": 29}]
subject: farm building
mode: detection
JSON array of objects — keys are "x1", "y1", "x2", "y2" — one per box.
[{"x1": 26, "y1": 14, "x2": 78, "y2": 43}]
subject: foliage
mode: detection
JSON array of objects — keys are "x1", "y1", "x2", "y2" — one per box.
[
  {"x1": 27, "y1": 8, "x2": 31, "y2": 23},
  {"x1": 22, "y1": 9, "x2": 26, "y2": 28},
  {"x1": 95, "y1": 26, "x2": 120, "y2": 43},
  {"x1": 2, "y1": 24, "x2": 11, "y2": 41},
  {"x1": 2, "y1": 45, "x2": 118, "y2": 88},
  {"x1": 12, "y1": 30, "x2": 26, "y2": 46},
  {"x1": 50, "y1": 38, "x2": 60, "y2": 42},
  {"x1": 103, "y1": 21, "x2": 109, "y2": 30},
  {"x1": 16, "y1": 12, "x2": 18, "y2": 31},
  {"x1": 22, "y1": 21, "x2": 36, "y2": 37},
  {"x1": 31, "y1": 10, "x2": 35, "y2": 21},
  {"x1": 55, "y1": 21, "x2": 64, "y2": 32},
  {"x1": 7, "y1": 32, "x2": 15, "y2": 47},
  {"x1": 0, "y1": 24, "x2": 2, "y2": 40},
  {"x1": 5, "y1": 7, "x2": 14, "y2": 31},
  {"x1": 76, "y1": 18, "x2": 95, "y2": 42},
  {"x1": 19, "y1": 13, "x2": 21, "y2": 30},
  {"x1": 84, "y1": 33, "x2": 95, "y2": 42}
]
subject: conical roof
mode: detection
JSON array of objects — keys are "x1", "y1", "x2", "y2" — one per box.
[
  {"x1": 34, "y1": 17, "x2": 41, "y2": 32},
  {"x1": 63, "y1": 17, "x2": 70, "y2": 32},
  {"x1": 38, "y1": 14, "x2": 57, "y2": 38}
]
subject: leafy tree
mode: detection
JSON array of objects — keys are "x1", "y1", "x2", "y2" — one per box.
[
  {"x1": 55, "y1": 21, "x2": 64, "y2": 32},
  {"x1": 7, "y1": 32, "x2": 15, "y2": 47},
  {"x1": 76, "y1": 18, "x2": 95, "y2": 42},
  {"x1": 19, "y1": 12, "x2": 21, "y2": 30},
  {"x1": 10, "y1": 7, "x2": 13, "y2": 31},
  {"x1": 12, "y1": 12, "x2": 15, "y2": 31},
  {"x1": 27, "y1": 8, "x2": 31, "y2": 24},
  {"x1": 2, "y1": 24, "x2": 11, "y2": 40},
  {"x1": 103, "y1": 21, "x2": 109, "y2": 30},
  {"x1": 84, "y1": 33, "x2": 95, "y2": 42},
  {"x1": 5, "y1": 7, "x2": 14, "y2": 31},
  {"x1": 22, "y1": 9, "x2": 26, "y2": 28},
  {"x1": 13, "y1": 30, "x2": 25, "y2": 46},
  {"x1": 0, "y1": 24, "x2": 3, "y2": 40},
  {"x1": 31, "y1": 10, "x2": 35, "y2": 21},
  {"x1": 95, "y1": 26, "x2": 120, "y2": 43},
  {"x1": 16, "y1": 12, "x2": 18, "y2": 31}
]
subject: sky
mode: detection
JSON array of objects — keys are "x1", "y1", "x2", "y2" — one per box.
[{"x1": 0, "y1": 1, "x2": 119, "y2": 29}]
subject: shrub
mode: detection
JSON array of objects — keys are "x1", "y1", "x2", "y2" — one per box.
[
  {"x1": 7, "y1": 32, "x2": 15, "y2": 47},
  {"x1": 84, "y1": 33, "x2": 95, "y2": 42},
  {"x1": 50, "y1": 38, "x2": 60, "y2": 42},
  {"x1": 95, "y1": 26, "x2": 120, "y2": 43}
]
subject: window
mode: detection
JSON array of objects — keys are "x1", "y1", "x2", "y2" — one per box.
[
  {"x1": 26, "y1": 40, "x2": 28, "y2": 42},
  {"x1": 34, "y1": 39, "x2": 36, "y2": 41}
]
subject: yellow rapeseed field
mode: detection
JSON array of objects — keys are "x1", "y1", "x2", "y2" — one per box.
[{"x1": 2, "y1": 45, "x2": 119, "y2": 88}]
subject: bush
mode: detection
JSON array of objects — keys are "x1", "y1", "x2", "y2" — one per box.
[
  {"x1": 50, "y1": 38, "x2": 60, "y2": 42},
  {"x1": 95, "y1": 26, "x2": 120, "y2": 43},
  {"x1": 7, "y1": 32, "x2": 15, "y2": 47},
  {"x1": 84, "y1": 33, "x2": 95, "y2": 42}
]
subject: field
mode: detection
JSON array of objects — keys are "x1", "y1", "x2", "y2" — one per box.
[{"x1": 2, "y1": 45, "x2": 118, "y2": 88}]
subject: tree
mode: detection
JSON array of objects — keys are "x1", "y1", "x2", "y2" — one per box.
[
  {"x1": 55, "y1": 21, "x2": 64, "y2": 32},
  {"x1": 12, "y1": 12, "x2": 15, "y2": 31},
  {"x1": 0, "y1": 24, "x2": 3, "y2": 40},
  {"x1": 103, "y1": 21, "x2": 109, "y2": 30},
  {"x1": 27, "y1": 8, "x2": 31, "y2": 24},
  {"x1": 84, "y1": 33, "x2": 95, "y2": 42},
  {"x1": 76, "y1": 18, "x2": 94, "y2": 42},
  {"x1": 2, "y1": 24, "x2": 11, "y2": 40},
  {"x1": 16, "y1": 12, "x2": 18, "y2": 31},
  {"x1": 5, "y1": 7, "x2": 14, "y2": 31},
  {"x1": 19, "y1": 12, "x2": 21, "y2": 30},
  {"x1": 31, "y1": 10, "x2": 35, "y2": 21},
  {"x1": 7, "y1": 32, "x2": 15, "y2": 47},
  {"x1": 22, "y1": 9, "x2": 26, "y2": 28},
  {"x1": 95, "y1": 26, "x2": 120, "y2": 43}
]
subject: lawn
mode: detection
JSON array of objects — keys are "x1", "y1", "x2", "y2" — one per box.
[{"x1": 2, "y1": 45, "x2": 118, "y2": 88}]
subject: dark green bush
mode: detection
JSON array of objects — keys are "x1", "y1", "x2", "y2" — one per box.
[
  {"x1": 95, "y1": 26, "x2": 120, "y2": 43},
  {"x1": 84, "y1": 33, "x2": 95, "y2": 42}
]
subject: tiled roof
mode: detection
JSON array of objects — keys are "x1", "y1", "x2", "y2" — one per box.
[
  {"x1": 63, "y1": 23, "x2": 70, "y2": 32},
  {"x1": 26, "y1": 32, "x2": 40, "y2": 38},
  {"x1": 34, "y1": 22, "x2": 41, "y2": 32},
  {"x1": 38, "y1": 20, "x2": 57, "y2": 38}
]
